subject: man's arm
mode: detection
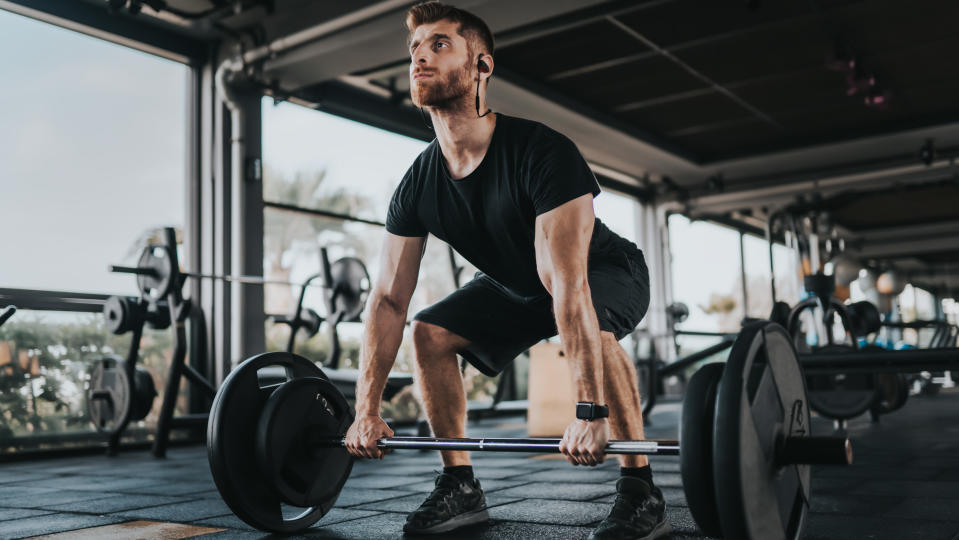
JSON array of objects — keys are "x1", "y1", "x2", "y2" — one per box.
[
  {"x1": 534, "y1": 193, "x2": 607, "y2": 465},
  {"x1": 534, "y1": 193, "x2": 604, "y2": 403},
  {"x1": 354, "y1": 232, "x2": 427, "y2": 417}
]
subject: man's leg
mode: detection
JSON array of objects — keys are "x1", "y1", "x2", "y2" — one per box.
[
  {"x1": 411, "y1": 320, "x2": 472, "y2": 467},
  {"x1": 600, "y1": 331, "x2": 648, "y2": 468},
  {"x1": 589, "y1": 331, "x2": 669, "y2": 540}
]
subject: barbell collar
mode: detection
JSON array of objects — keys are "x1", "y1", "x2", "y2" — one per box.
[
  {"x1": 323, "y1": 436, "x2": 680, "y2": 455},
  {"x1": 778, "y1": 436, "x2": 852, "y2": 466}
]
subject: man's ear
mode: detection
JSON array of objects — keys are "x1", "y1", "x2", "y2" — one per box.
[{"x1": 477, "y1": 53, "x2": 493, "y2": 79}]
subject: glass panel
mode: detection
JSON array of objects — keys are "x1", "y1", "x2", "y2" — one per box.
[
  {"x1": 0, "y1": 310, "x2": 185, "y2": 453},
  {"x1": 741, "y1": 234, "x2": 771, "y2": 319},
  {"x1": 262, "y1": 99, "x2": 428, "y2": 222},
  {"x1": 773, "y1": 243, "x2": 801, "y2": 306},
  {"x1": 742, "y1": 234, "x2": 802, "y2": 318},
  {"x1": 0, "y1": 10, "x2": 187, "y2": 295},
  {"x1": 668, "y1": 214, "x2": 744, "y2": 332},
  {"x1": 594, "y1": 189, "x2": 638, "y2": 243}
]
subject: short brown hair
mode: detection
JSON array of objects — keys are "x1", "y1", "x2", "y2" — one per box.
[{"x1": 406, "y1": 1, "x2": 495, "y2": 58}]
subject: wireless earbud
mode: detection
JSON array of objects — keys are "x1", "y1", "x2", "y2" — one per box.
[{"x1": 475, "y1": 54, "x2": 493, "y2": 118}]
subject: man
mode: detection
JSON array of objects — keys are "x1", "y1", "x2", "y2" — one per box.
[{"x1": 345, "y1": 2, "x2": 668, "y2": 539}]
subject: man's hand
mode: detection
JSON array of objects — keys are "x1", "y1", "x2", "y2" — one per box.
[
  {"x1": 345, "y1": 415, "x2": 395, "y2": 459},
  {"x1": 559, "y1": 418, "x2": 609, "y2": 466}
]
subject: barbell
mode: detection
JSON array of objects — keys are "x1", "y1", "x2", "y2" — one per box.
[
  {"x1": 206, "y1": 321, "x2": 852, "y2": 538},
  {"x1": 110, "y1": 243, "x2": 371, "y2": 323}
]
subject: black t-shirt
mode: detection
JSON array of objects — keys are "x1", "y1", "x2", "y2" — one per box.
[{"x1": 386, "y1": 113, "x2": 632, "y2": 297}]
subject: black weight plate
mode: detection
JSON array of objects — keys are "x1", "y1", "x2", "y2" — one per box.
[
  {"x1": 861, "y1": 345, "x2": 908, "y2": 415},
  {"x1": 130, "y1": 365, "x2": 157, "y2": 421},
  {"x1": 136, "y1": 246, "x2": 174, "y2": 300},
  {"x1": 87, "y1": 356, "x2": 131, "y2": 433},
  {"x1": 805, "y1": 344, "x2": 879, "y2": 420},
  {"x1": 874, "y1": 373, "x2": 909, "y2": 414},
  {"x1": 329, "y1": 257, "x2": 370, "y2": 322},
  {"x1": 103, "y1": 296, "x2": 138, "y2": 335},
  {"x1": 680, "y1": 362, "x2": 725, "y2": 538},
  {"x1": 714, "y1": 322, "x2": 811, "y2": 540},
  {"x1": 256, "y1": 377, "x2": 353, "y2": 508},
  {"x1": 208, "y1": 352, "x2": 332, "y2": 533}
]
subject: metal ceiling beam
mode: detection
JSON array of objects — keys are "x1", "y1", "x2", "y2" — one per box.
[
  {"x1": 678, "y1": 150, "x2": 959, "y2": 214},
  {"x1": 546, "y1": 11, "x2": 819, "y2": 83},
  {"x1": 495, "y1": 65, "x2": 700, "y2": 164},
  {"x1": 851, "y1": 236, "x2": 959, "y2": 259},
  {"x1": 0, "y1": 0, "x2": 208, "y2": 64},
  {"x1": 350, "y1": 0, "x2": 678, "y2": 81},
  {"x1": 605, "y1": 15, "x2": 780, "y2": 130},
  {"x1": 851, "y1": 221, "x2": 959, "y2": 242},
  {"x1": 493, "y1": 0, "x2": 678, "y2": 49}
]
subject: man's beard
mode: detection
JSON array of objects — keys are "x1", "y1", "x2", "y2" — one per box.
[{"x1": 411, "y1": 60, "x2": 473, "y2": 110}]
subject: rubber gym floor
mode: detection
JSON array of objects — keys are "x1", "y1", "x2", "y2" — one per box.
[{"x1": 1, "y1": 391, "x2": 958, "y2": 540}]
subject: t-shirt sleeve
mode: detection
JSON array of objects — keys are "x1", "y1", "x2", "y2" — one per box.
[
  {"x1": 385, "y1": 166, "x2": 428, "y2": 237},
  {"x1": 526, "y1": 130, "x2": 601, "y2": 216}
]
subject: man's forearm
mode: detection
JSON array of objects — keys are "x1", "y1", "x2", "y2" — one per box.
[
  {"x1": 354, "y1": 293, "x2": 408, "y2": 417},
  {"x1": 553, "y1": 283, "x2": 605, "y2": 404}
]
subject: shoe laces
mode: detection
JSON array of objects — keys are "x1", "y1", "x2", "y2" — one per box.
[{"x1": 421, "y1": 472, "x2": 463, "y2": 510}]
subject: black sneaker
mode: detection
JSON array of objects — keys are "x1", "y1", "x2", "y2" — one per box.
[
  {"x1": 589, "y1": 477, "x2": 670, "y2": 540},
  {"x1": 403, "y1": 472, "x2": 489, "y2": 535}
]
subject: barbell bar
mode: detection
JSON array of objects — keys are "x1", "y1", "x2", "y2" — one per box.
[
  {"x1": 110, "y1": 264, "x2": 324, "y2": 288},
  {"x1": 324, "y1": 436, "x2": 679, "y2": 454},
  {"x1": 319, "y1": 435, "x2": 850, "y2": 464}
]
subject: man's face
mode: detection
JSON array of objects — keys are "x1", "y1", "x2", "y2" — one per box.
[{"x1": 408, "y1": 20, "x2": 474, "y2": 108}]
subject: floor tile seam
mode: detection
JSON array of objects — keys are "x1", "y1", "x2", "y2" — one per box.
[
  {"x1": 495, "y1": 495, "x2": 617, "y2": 504},
  {"x1": 0, "y1": 510, "x2": 57, "y2": 523},
  {"x1": 483, "y1": 481, "x2": 536, "y2": 493},
  {"x1": 0, "y1": 510, "x2": 124, "y2": 523},
  {"x1": 101, "y1": 497, "x2": 212, "y2": 513},
  {"x1": 37, "y1": 496, "x2": 204, "y2": 513},
  {"x1": 346, "y1": 513, "x2": 598, "y2": 531},
  {"x1": 336, "y1": 490, "x2": 421, "y2": 508},
  {"x1": 2, "y1": 493, "x2": 128, "y2": 509},
  {"x1": 106, "y1": 509, "x2": 236, "y2": 522},
  {"x1": 306, "y1": 509, "x2": 388, "y2": 528},
  {"x1": 110, "y1": 487, "x2": 215, "y2": 496}
]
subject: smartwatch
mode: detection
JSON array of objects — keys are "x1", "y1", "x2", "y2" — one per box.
[{"x1": 575, "y1": 402, "x2": 609, "y2": 421}]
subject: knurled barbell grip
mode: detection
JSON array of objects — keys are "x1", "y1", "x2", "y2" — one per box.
[
  {"x1": 322, "y1": 436, "x2": 681, "y2": 455},
  {"x1": 778, "y1": 436, "x2": 853, "y2": 465}
]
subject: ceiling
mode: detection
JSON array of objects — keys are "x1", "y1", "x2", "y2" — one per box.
[{"x1": 7, "y1": 0, "x2": 959, "y2": 295}]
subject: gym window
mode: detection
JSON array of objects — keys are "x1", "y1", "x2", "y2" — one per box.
[{"x1": 0, "y1": 9, "x2": 189, "y2": 453}]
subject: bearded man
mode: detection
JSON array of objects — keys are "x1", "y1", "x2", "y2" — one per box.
[{"x1": 345, "y1": 3, "x2": 667, "y2": 539}]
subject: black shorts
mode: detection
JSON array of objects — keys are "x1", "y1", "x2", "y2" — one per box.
[{"x1": 413, "y1": 247, "x2": 650, "y2": 377}]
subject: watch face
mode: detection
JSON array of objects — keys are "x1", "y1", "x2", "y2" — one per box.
[{"x1": 576, "y1": 402, "x2": 594, "y2": 419}]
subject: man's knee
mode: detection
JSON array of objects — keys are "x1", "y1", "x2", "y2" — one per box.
[{"x1": 411, "y1": 321, "x2": 465, "y2": 359}]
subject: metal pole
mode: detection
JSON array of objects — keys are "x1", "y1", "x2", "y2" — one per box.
[
  {"x1": 739, "y1": 231, "x2": 749, "y2": 318},
  {"x1": 325, "y1": 436, "x2": 680, "y2": 455}
]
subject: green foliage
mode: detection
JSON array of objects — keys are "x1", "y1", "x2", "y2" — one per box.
[{"x1": 0, "y1": 313, "x2": 173, "y2": 445}]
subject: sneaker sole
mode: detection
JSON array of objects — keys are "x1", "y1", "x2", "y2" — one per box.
[
  {"x1": 587, "y1": 517, "x2": 671, "y2": 540},
  {"x1": 403, "y1": 506, "x2": 490, "y2": 535}
]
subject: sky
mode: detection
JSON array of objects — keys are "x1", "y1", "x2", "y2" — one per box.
[{"x1": 0, "y1": 9, "x2": 186, "y2": 295}]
